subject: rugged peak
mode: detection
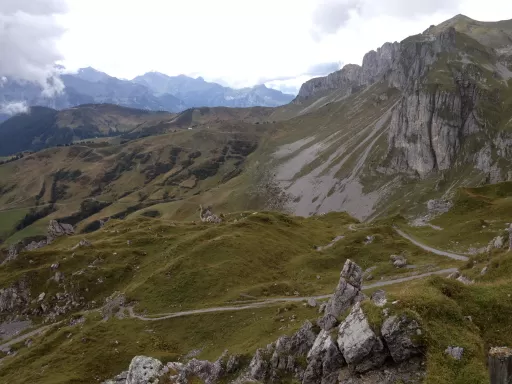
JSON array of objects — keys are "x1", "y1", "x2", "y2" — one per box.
[{"x1": 295, "y1": 41, "x2": 399, "y2": 102}]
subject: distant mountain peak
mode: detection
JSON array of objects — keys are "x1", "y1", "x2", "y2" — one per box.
[{"x1": 76, "y1": 67, "x2": 111, "y2": 83}]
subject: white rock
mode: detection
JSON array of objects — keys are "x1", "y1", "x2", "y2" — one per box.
[
  {"x1": 445, "y1": 346, "x2": 464, "y2": 360},
  {"x1": 307, "y1": 298, "x2": 318, "y2": 308},
  {"x1": 126, "y1": 356, "x2": 163, "y2": 384}
]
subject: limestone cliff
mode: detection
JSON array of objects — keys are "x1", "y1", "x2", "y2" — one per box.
[{"x1": 273, "y1": 17, "x2": 512, "y2": 219}]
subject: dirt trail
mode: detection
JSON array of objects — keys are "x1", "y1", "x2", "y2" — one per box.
[
  {"x1": 126, "y1": 268, "x2": 457, "y2": 322},
  {"x1": 0, "y1": 226, "x2": 466, "y2": 343},
  {"x1": 393, "y1": 227, "x2": 469, "y2": 261},
  {"x1": 0, "y1": 323, "x2": 60, "y2": 351}
]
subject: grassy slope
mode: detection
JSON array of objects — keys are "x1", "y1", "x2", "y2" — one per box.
[
  {"x1": 0, "y1": 210, "x2": 464, "y2": 383},
  {"x1": 0, "y1": 119, "x2": 269, "y2": 244},
  {"x1": 402, "y1": 181, "x2": 512, "y2": 253}
]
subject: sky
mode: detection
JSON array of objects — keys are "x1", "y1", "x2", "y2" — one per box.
[{"x1": 1, "y1": 0, "x2": 512, "y2": 97}]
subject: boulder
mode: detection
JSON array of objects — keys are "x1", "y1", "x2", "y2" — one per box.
[
  {"x1": 47, "y1": 220, "x2": 74, "y2": 244},
  {"x1": 308, "y1": 298, "x2": 318, "y2": 308},
  {"x1": 318, "y1": 260, "x2": 363, "y2": 331},
  {"x1": 381, "y1": 314, "x2": 424, "y2": 363},
  {"x1": 445, "y1": 346, "x2": 464, "y2": 360},
  {"x1": 363, "y1": 266, "x2": 377, "y2": 281},
  {"x1": 199, "y1": 205, "x2": 222, "y2": 224},
  {"x1": 303, "y1": 330, "x2": 344, "y2": 384},
  {"x1": 491, "y1": 236, "x2": 505, "y2": 249},
  {"x1": 390, "y1": 255, "x2": 407, "y2": 268},
  {"x1": 370, "y1": 290, "x2": 387, "y2": 307},
  {"x1": 126, "y1": 356, "x2": 163, "y2": 384},
  {"x1": 72, "y1": 239, "x2": 92, "y2": 250},
  {"x1": 337, "y1": 303, "x2": 387, "y2": 373}
]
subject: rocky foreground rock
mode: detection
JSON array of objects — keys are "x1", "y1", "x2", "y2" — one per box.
[{"x1": 104, "y1": 260, "x2": 426, "y2": 384}]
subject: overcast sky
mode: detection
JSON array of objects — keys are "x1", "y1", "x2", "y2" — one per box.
[{"x1": 2, "y1": 0, "x2": 512, "y2": 95}]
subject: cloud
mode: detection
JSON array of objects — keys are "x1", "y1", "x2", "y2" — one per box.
[
  {"x1": 312, "y1": 0, "x2": 360, "y2": 37},
  {"x1": 255, "y1": 61, "x2": 343, "y2": 92},
  {"x1": 311, "y1": 0, "x2": 461, "y2": 38},
  {"x1": 306, "y1": 61, "x2": 343, "y2": 76},
  {"x1": 0, "y1": 101, "x2": 30, "y2": 116},
  {"x1": 0, "y1": 0, "x2": 67, "y2": 95}
]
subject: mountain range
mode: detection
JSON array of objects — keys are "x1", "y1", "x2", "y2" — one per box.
[{"x1": 0, "y1": 67, "x2": 294, "y2": 123}]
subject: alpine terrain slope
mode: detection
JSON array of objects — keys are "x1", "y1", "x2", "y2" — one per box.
[{"x1": 0, "y1": 13, "x2": 512, "y2": 384}]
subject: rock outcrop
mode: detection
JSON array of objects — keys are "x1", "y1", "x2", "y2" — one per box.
[
  {"x1": 105, "y1": 261, "x2": 427, "y2": 384},
  {"x1": 125, "y1": 356, "x2": 163, "y2": 384},
  {"x1": 390, "y1": 254, "x2": 407, "y2": 268},
  {"x1": 445, "y1": 346, "x2": 464, "y2": 360},
  {"x1": 303, "y1": 330, "x2": 344, "y2": 384},
  {"x1": 47, "y1": 220, "x2": 74, "y2": 244},
  {"x1": 199, "y1": 205, "x2": 222, "y2": 224},
  {"x1": 318, "y1": 259, "x2": 364, "y2": 331},
  {"x1": 0, "y1": 280, "x2": 30, "y2": 314},
  {"x1": 337, "y1": 303, "x2": 388, "y2": 373},
  {"x1": 295, "y1": 42, "x2": 400, "y2": 102},
  {"x1": 382, "y1": 314, "x2": 424, "y2": 363}
]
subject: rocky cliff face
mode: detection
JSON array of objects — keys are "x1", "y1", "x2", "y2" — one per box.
[
  {"x1": 274, "y1": 19, "x2": 512, "y2": 219},
  {"x1": 295, "y1": 42, "x2": 400, "y2": 102}
]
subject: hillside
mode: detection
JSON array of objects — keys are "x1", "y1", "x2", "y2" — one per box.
[
  {"x1": 1, "y1": 182, "x2": 512, "y2": 383},
  {"x1": 0, "y1": 104, "x2": 176, "y2": 156}
]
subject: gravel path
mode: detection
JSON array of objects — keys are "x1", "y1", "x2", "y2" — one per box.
[
  {"x1": 393, "y1": 227, "x2": 469, "y2": 261},
  {"x1": 0, "y1": 227, "x2": 465, "y2": 343},
  {"x1": 126, "y1": 268, "x2": 458, "y2": 321}
]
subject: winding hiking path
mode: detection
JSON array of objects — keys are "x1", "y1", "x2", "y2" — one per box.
[
  {"x1": 0, "y1": 226, "x2": 466, "y2": 345},
  {"x1": 126, "y1": 267, "x2": 458, "y2": 321},
  {"x1": 0, "y1": 323, "x2": 60, "y2": 351},
  {"x1": 393, "y1": 227, "x2": 469, "y2": 261},
  {"x1": 0, "y1": 266, "x2": 458, "y2": 348}
]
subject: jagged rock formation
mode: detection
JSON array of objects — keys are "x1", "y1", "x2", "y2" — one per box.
[
  {"x1": 275, "y1": 16, "x2": 512, "y2": 220},
  {"x1": 2, "y1": 220, "x2": 76, "y2": 264},
  {"x1": 390, "y1": 254, "x2": 407, "y2": 268},
  {"x1": 318, "y1": 259, "x2": 364, "y2": 331},
  {"x1": 47, "y1": 220, "x2": 75, "y2": 244},
  {"x1": 295, "y1": 42, "x2": 400, "y2": 102},
  {"x1": 0, "y1": 280, "x2": 30, "y2": 314},
  {"x1": 106, "y1": 260, "x2": 426, "y2": 384},
  {"x1": 337, "y1": 302, "x2": 388, "y2": 373},
  {"x1": 199, "y1": 205, "x2": 222, "y2": 224}
]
